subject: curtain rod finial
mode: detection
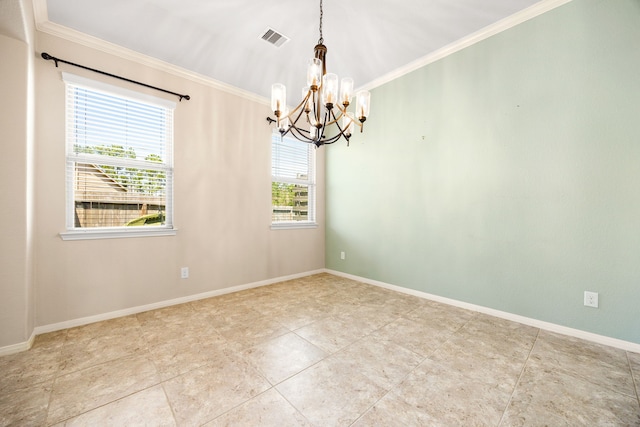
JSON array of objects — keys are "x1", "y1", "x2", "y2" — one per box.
[{"x1": 41, "y1": 52, "x2": 59, "y2": 67}]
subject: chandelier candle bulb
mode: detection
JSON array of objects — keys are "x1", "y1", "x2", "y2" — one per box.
[
  {"x1": 356, "y1": 90, "x2": 371, "y2": 122},
  {"x1": 322, "y1": 73, "x2": 338, "y2": 107},
  {"x1": 340, "y1": 78, "x2": 354, "y2": 106},
  {"x1": 271, "y1": 83, "x2": 286, "y2": 116},
  {"x1": 307, "y1": 58, "x2": 322, "y2": 89}
]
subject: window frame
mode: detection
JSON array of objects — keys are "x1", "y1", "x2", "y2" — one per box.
[
  {"x1": 59, "y1": 73, "x2": 177, "y2": 241},
  {"x1": 271, "y1": 132, "x2": 317, "y2": 230}
]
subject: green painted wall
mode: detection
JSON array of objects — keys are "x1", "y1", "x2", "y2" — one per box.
[{"x1": 326, "y1": 0, "x2": 640, "y2": 344}]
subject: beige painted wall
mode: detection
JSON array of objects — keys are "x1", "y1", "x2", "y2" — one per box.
[
  {"x1": 0, "y1": 0, "x2": 37, "y2": 351},
  {"x1": 0, "y1": 34, "x2": 30, "y2": 347},
  {"x1": 0, "y1": 33, "x2": 34, "y2": 348},
  {"x1": 33, "y1": 32, "x2": 325, "y2": 327}
]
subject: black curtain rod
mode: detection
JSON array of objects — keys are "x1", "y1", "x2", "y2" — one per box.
[{"x1": 41, "y1": 52, "x2": 191, "y2": 102}]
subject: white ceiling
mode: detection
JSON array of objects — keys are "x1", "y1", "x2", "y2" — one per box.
[{"x1": 40, "y1": 0, "x2": 546, "y2": 100}]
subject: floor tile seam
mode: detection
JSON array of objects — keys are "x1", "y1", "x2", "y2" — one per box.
[
  {"x1": 204, "y1": 386, "x2": 315, "y2": 426},
  {"x1": 418, "y1": 349, "x2": 526, "y2": 401},
  {"x1": 497, "y1": 327, "x2": 541, "y2": 427},
  {"x1": 233, "y1": 347, "x2": 289, "y2": 388},
  {"x1": 158, "y1": 381, "x2": 181, "y2": 427},
  {"x1": 411, "y1": 311, "x2": 478, "y2": 361},
  {"x1": 377, "y1": 325, "x2": 444, "y2": 360},
  {"x1": 260, "y1": 333, "x2": 335, "y2": 386},
  {"x1": 268, "y1": 384, "x2": 324, "y2": 427},
  {"x1": 0, "y1": 370, "x2": 58, "y2": 398},
  {"x1": 226, "y1": 324, "x2": 293, "y2": 350},
  {"x1": 347, "y1": 351, "x2": 429, "y2": 426},
  {"x1": 283, "y1": 313, "x2": 335, "y2": 332},
  {"x1": 197, "y1": 387, "x2": 272, "y2": 426},
  {"x1": 531, "y1": 342, "x2": 633, "y2": 372},
  {"x1": 430, "y1": 334, "x2": 534, "y2": 370},
  {"x1": 346, "y1": 387, "x2": 395, "y2": 427},
  {"x1": 260, "y1": 330, "x2": 406, "y2": 390},
  {"x1": 37, "y1": 377, "x2": 55, "y2": 427},
  {"x1": 528, "y1": 341, "x2": 634, "y2": 373},
  {"x1": 341, "y1": 314, "x2": 405, "y2": 340},
  {"x1": 45, "y1": 383, "x2": 165, "y2": 426},
  {"x1": 42, "y1": 344, "x2": 73, "y2": 397},
  {"x1": 526, "y1": 355, "x2": 639, "y2": 399},
  {"x1": 145, "y1": 346, "x2": 214, "y2": 384},
  {"x1": 61, "y1": 329, "x2": 149, "y2": 352},
  {"x1": 279, "y1": 329, "x2": 330, "y2": 361},
  {"x1": 55, "y1": 345, "x2": 155, "y2": 378},
  {"x1": 211, "y1": 311, "x2": 294, "y2": 332},
  {"x1": 341, "y1": 335, "x2": 429, "y2": 391},
  {"x1": 155, "y1": 348, "x2": 236, "y2": 383}
]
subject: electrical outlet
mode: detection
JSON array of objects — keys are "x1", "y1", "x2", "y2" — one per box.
[
  {"x1": 584, "y1": 291, "x2": 598, "y2": 308},
  {"x1": 181, "y1": 267, "x2": 189, "y2": 279},
  {"x1": 340, "y1": 251, "x2": 346, "y2": 260}
]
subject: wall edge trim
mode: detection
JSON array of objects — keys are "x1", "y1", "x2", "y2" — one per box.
[{"x1": 324, "y1": 269, "x2": 640, "y2": 353}]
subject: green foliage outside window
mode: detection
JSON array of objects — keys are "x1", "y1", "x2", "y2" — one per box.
[{"x1": 272, "y1": 182, "x2": 296, "y2": 206}]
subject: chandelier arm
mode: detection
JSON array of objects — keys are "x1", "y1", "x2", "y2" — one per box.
[
  {"x1": 287, "y1": 126, "x2": 317, "y2": 144},
  {"x1": 325, "y1": 106, "x2": 343, "y2": 126},
  {"x1": 318, "y1": 133, "x2": 344, "y2": 145},
  {"x1": 297, "y1": 91, "x2": 313, "y2": 117},
  {"x1": 285, "y1": 117, "x2": 346, "y2": 146},
  {"x1": 289, "y1": 122, "x2": 312, "y2": 137},
  {"x1": 328, "y1": 108, "x2": 350, "y2": 139},
  {"x1": 288, "y1": 115, "x2": 321, "y2": 141},
  {"x1": 286, "y1": 96, "x2": 310, "y2": 127},
  {"x1": 324, "y1": 104, "x2": 361, "y2": 130}
]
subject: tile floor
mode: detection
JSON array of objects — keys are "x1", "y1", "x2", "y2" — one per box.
[{"x1": 1, "y1": 273, "x2": 639, "y2": 426}]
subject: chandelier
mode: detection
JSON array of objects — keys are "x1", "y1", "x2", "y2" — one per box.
[{"x1": 267, "y1": 0, "x2": 371, "y2": 147}]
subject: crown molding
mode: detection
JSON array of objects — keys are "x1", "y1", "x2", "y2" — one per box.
[
  {"x1": 31, "y1": 0, "x2": 571, "y2": 114},
  {"x1": 32, "y1": 0, "x2": 269, "y2": 105},
  {"x1": 360, "y1": 0, "x2": 573, "y2": 92}
]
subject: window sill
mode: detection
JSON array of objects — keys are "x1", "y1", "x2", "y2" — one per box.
[
  {"x1": 60, "y1": 227, "x2": 177, "y2": 241},
  {"x1": 271, "y1": 222, "x2": 318, "y2": 230}
]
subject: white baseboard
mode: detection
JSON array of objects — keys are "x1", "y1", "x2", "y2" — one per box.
[
  {"x1": 33, "y1": 269, "x2": 325, "y2": 336},
  {"x1": 325, "y1": 269, "x2": 640, "y2": 354},
  {"x1": 0, "y1": 330, "x2": 35, "y2": 357},
  {"x1": 4, "y1": 268, "x2": 637, "y2": 355},
  {"x1": 0, "y1": 269, "x2": 324, "y2": 355}
]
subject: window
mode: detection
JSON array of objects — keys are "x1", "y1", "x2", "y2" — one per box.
[
  {"x1": 271, "y1": 133, "x2": 316, "y2": 228},
  {"x1": 61, "y1": 73, "x2": 175, "y2": 240}
]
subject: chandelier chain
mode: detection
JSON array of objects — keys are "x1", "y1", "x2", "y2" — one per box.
[{"x1": 318, "y1": 0, "x2": 324, "y2": 44}]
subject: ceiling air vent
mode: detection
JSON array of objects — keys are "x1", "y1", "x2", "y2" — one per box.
[{"x1": 260, "y1": 27, "x2": 289, "y2": 47}]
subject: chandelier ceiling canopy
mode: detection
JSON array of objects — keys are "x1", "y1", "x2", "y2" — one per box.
[{"x1": 267, "y1": 0, "x2": 371, "y2": 147}]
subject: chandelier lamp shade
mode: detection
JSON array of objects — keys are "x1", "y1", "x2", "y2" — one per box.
[{"x1": 267, "y1": 0, "x2": 371, "y2": 147}]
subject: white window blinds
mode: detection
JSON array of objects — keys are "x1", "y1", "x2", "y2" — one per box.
[
  {"x1": 63, "y1": 73, "x2": 175, "y2": 231},
  {"x1": 271, "y1": 133, "x2": 316, "y2": 225}
]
